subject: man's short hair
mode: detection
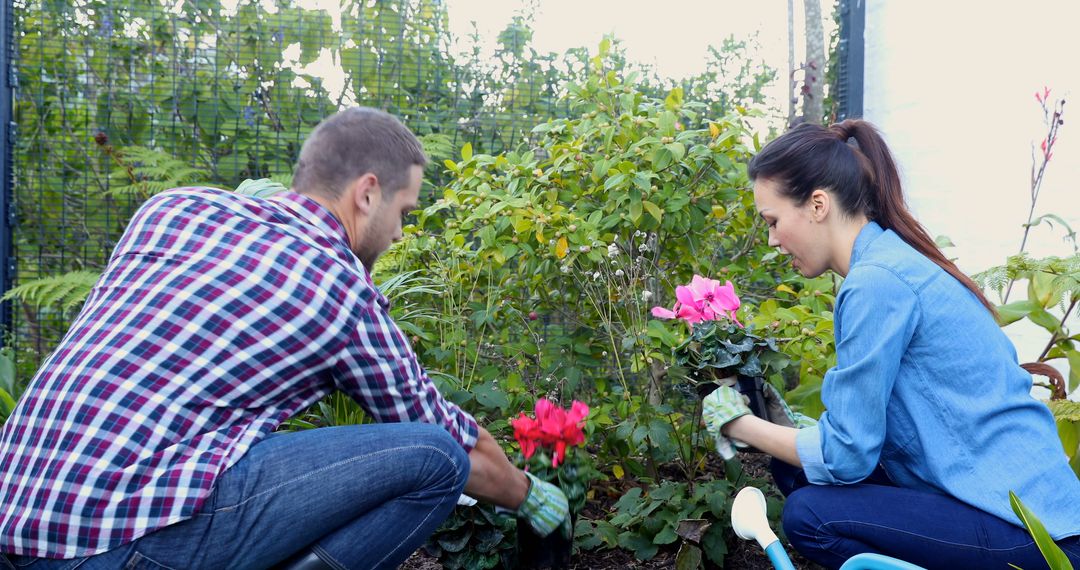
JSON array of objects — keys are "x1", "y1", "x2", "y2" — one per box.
[{"x1": 292, "y1": 107, "x2": 427, "y2": 199}]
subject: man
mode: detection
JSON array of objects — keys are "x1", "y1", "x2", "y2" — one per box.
[{"x1": 0, "y1": 107, "x2": 568, "y2": 569}]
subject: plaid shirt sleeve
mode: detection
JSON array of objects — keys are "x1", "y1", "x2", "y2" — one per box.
[{"x1": 332, "y1": 286, "x2": 479, "y2": 452}]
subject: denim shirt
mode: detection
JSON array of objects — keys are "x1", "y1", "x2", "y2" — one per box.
[{"x1": 795, "y1": 222, "x2": 1080, "y2": 538}]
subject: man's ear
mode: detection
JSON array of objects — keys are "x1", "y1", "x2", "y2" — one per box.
[
  {"x1": 809, "y1": 188, "x2": 831, "y2": 222},
  {"x1": 350, "y1": 173, "x2": 380, "y2": 215}
]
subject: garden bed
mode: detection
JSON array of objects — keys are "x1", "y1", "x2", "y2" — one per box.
[{"x1": 404, "y1": 454, "x2": 822, "y2": 570}]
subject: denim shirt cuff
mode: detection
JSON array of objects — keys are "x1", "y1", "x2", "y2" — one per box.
[{"x1": 795, "y1": 424, "x2": 834, "y2": 484}]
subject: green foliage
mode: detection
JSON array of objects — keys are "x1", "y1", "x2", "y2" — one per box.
[
  {"x1": 0, "y1": 349, "x2": 18, "y2": 423},
  {"x1": 1, "y1": 271, "x2": 102, "y2": 318},
  {"x1": 1009, "y1": 491, "x2": 1076, "y2": 570},
  {"x1": 973, "y1": 254, "x2": 1080, "y2": 395},
  {"x1": 102, "y1": 146, "x2": 212, "y2": 199},
  {"x1": 1049, "y1": 400, "x2": 1080, "y2": 477},
  {"x1": 424, "y1": 504, "x2": 518, "y2": 570},
  {"x1": 672, "y1": 320, "x2": 787, "y2": 381},
  {"x1": 576, "y1": 463, "x2": 781, "y2": 567}
]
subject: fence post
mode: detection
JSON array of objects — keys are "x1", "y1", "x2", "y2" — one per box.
[
  {"x1": 837, "y1": 0, "x2": 865, "y2": 121},
  {"x1": 0, "y1": 0, "x2": 13, "y2": 347}
]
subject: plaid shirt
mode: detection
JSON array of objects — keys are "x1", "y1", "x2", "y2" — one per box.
[{"x1": 0, "y1": 187, "x2": 479, "y2": 558}]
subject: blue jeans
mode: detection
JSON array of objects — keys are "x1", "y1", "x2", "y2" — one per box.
[
  {"x1": 772, "y1": 459, "x2": 1080, "y2": 570},
  {"x1": 2, "y1": 424, "x2": 470, "y2": 570}
]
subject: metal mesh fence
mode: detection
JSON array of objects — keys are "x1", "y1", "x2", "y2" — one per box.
[{"x1": 8, "y1": 0, "x2": 574, "y2": 362}]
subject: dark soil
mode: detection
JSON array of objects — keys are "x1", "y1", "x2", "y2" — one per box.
[{"x1": 401, "y1": 454, "x2": 823, "y2": 570}]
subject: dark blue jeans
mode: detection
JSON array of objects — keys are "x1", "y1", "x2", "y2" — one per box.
[
  {"x1": 772, "y1": 459, "x2": 1080, "y2": 570},
  {"x1": 1, "y1": 424, "x2": 470, "y2": 570}
]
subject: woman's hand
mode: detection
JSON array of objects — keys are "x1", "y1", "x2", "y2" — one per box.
[{"x1": 702, "y1": 386, "x2": 753, "y2": 459}]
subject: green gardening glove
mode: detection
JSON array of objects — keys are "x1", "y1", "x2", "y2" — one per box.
[
  {"x1": 762, "y1": 382, "x2": 818, "y2": 429},
  {"x1": 517, "y1": 471, "x2": 570, "y2": 538},
  {"x1": 702, "y1": 386, "x2": 753, "y2": 459}
]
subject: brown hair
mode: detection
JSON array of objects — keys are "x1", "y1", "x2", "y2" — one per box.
[
  {"x1": 747, "y1": 119, "x2": 997, "y2": 316},
  {"x1": 292, "y1": 107, "x2": 427, "y2": 199}
]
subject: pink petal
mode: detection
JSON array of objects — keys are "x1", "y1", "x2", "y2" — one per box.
[
  {"x1": 675, "y1": 285, "x2": 699, "y2": 311},
  {"x1": 651, "y1": 306, "x2": 677, "y2": 319},
  {"x1": 567, "y1": 401, "x2": 590, "y2": 423},
  {"x1": 677, "y1": 305, "x2": 704, "y2": 325},
  {"x1": 709, "y1": 280, "x2": 741, "y2": 313}
]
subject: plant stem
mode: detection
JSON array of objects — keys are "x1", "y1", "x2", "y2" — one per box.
[{"x1": 1036, "y1": 297, "x2": 1077, "y2": 362}]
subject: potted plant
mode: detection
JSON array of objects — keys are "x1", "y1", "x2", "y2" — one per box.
[
  {"x1": 510, "y1": 398, "x2": 597, "y2": 569},
  {"x1": 651, "y1": 275, "x2": 789, "y2": 422}
]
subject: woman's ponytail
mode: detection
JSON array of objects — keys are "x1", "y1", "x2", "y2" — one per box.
[{"x1": 750, "y1": 120, "x2": 998, "y2": 317}]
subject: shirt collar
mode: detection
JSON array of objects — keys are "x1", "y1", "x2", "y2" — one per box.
[
  {"x1": 850, "y1": 220, "x2": 884, "y2": 266},
  {"x1": 270, "y1": 191, "x2": 351, "y2": 249},
  {"x1": 270, "y1": 191, "x2": 387, "y2": 305}
]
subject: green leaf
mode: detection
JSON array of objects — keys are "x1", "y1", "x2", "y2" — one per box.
[
  {"x1": 0, "y1": 386, "x2": 16, "y2": 419},
  {"x1": 675, "y1": 544, "x2": 703, "y2": 570},
  {"x1": 437, "y1": 529, "x2": 473, "y2": 553},
  {"x1": 461, "y1": 142, "x2": 473, "y2": 161},
  {"x1": 629, "y1": 200, "x2": 643, "y2": 224},
  {"x1": 1029, "y1": 308, "x2": 1062, "y2": 333},
  {"x1": 701, "y1": 524, "x2": 728, "y2": 564},
  {"x1": 0, "y1": 351, "x2": 14, "y2": 395},
  {"x1": 1057, "y1": 419, "x2": 1079, "y2": 460},
  {"x1": 996, "y1": 300, "x2": 1040, "y2": 326},
  {"x1": 653, "y1": 525, "x2": 679, "y2": 545},
  {"x1": 664, "y1": 87, "x2": 684, "y2": 111},
  {"x1": 643, "y1": 200, "x2": 663, "y2": 223},
  {"x1": 471, "y1": 381, "x2": 509, "y2": 412},
  {"x1": 1009, "y1": 491, "x2": 1075, "y2": 570},
  {"x1": 1067, "y1": 349, "x2": 1080, "y2": 393},
  {"x1": 618, "y1": 531, "x2": 659, "y2": 560}
]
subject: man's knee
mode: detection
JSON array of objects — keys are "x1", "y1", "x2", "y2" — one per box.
[{"x1": 407, "y1": 424, "x2": 470, "y2": 495}]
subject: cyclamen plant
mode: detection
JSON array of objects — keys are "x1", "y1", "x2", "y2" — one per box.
[
  {"x1": 510, "y1": 399, "x2": 595, "y2": 568},
  {"x1": 510, "y1": 400, "x2": 595, "y2": 513},
  {"x1": 652, "y1": 275, "x2": 788, "y2": 384}
]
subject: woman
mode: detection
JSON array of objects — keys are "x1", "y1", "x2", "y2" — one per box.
[{"x1": 703, "y1": 119, "x2": 1080, "y2": 569}]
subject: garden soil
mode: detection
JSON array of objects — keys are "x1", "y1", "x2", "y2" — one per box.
[{"x1": 401, "y1": 455, "x2": 822, "y2": 570}]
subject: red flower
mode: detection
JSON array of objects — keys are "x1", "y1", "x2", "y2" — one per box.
[{"x1": 511, "y1": 398, "x2": 590, "y2": 468}]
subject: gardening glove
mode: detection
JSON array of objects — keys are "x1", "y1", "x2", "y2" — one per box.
[
  {"x1": 702, "y1": 386, "x2": 753, "y2": 460},
  {"x1": 761, "y1": 383, "x2": 818, "y2": 429},
  {"x1": 517, "y1": 471, "x2": 571, "y2": 539}
]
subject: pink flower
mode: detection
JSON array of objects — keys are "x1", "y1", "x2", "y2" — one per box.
[
  {"x1": 1036, "y1": 86, "x2": 1051, "y2": 104},
  {"x1": 651, "y1": 274, "x2": 743, "y2": 326}
]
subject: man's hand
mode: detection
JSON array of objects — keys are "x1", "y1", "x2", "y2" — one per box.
[
  {"x1": 702, "y1": 386, "x2": 752, "y2": 459},
  {"x1": 517, "y1": 471, "x2": 570, "y2": 538}
]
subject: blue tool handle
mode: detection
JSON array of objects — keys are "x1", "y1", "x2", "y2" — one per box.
[{"x1": 765, "y1": 540, "x2": 796, "y2": 570}]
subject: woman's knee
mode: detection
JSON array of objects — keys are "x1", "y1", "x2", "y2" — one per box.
[{"x1": 781, "y1": 486, "x2": 822, "y2": 548}]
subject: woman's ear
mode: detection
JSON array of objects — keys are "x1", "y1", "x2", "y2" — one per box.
[{"x1": 809, "y1": 189, "x2": 831, "y2": 222}]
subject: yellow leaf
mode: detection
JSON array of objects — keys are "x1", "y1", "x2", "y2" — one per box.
[
  {"x1": 535, "y1": 227, "x2": 545, "y2": 244},
  {"x1": 613, "y1": 464, "x2": 625, "y2": 480},
  {"x1": 708, "y1": 122, "x2": 720, "y2": 138},
  {"x1": 777, "y1": 284, "x2": 797, "y2": 296},
  {"x1": 556, "y1": 236, "x2": 568, "y2": 259}
]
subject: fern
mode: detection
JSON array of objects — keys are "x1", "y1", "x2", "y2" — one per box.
[
  {"x1": 1049, "y1": 399, "x2": 1080, "y2": 423},
  {"x1": 2, "y1": 270, "x2": 100, "y2": 313},
  {"x1": 973, "y1": 253, "x2": 1080, "y2": 304},
  {"x1": 105, "y1": 146, "x2": 211, "y2": 198},
  {"x1": 419, "y1": 132, "x2": 455, "y2": 164}
]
